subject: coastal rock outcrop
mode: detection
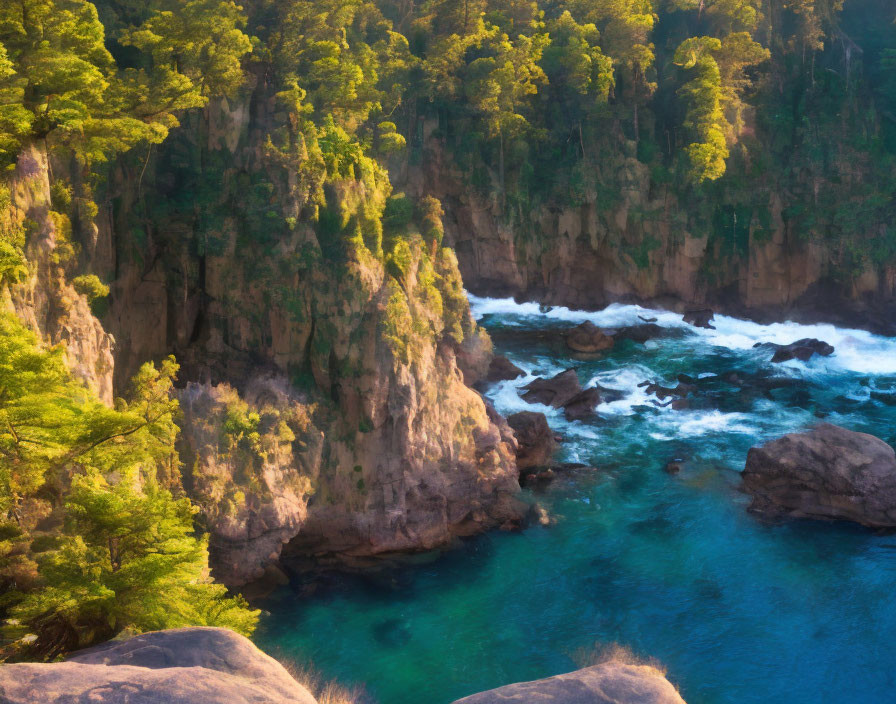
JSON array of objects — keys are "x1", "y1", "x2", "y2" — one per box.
[
  {"x1": 755, "y1": 338, "x2": 834, "y2": 363},
  {"x1": 567, "y1": 321, "x2": 615, "y2": 353},
  {"x1": 563, "y1": 387, "x2": 602, "y2": 421},
  {"x1": 450, "y1": 662, "x2": 686, "y2": 704},
  {"x1": 0, "y1": 628, "x2": 318, "y2": 704},
  {"x1": 522, "y1": 368, "x2": 582, "y2": 407},
  {"x1": 507, "y1": 411, "x2": 556, "y2": 468},
  {"x1": 486, "y1": 355, "x2": 526, "y2": 382},
  {"x1": 176, "y1": 379, "x2": 318, "y2": 586},
  {"x1": 742, "y1": 423, "x2": 896, "y2": 526},
  {"x1": 683, "y1": 308, "x2": 715, "y2": 329}
]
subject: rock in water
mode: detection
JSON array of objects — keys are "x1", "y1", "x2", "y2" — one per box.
[
  {"x1": 507, "y1": 411, "x2": 557, "y2": 468},
  {"x1": 566, "y1": 321, "x2": 615, "y2": 353},
  {"x1": 0, "y1": 628, "x2": 318, "y2": 704},
  {"x1": 683, "y1": 308, "x2": 715, "y2": 329},
  {"x1": 450, "y1": 662, "x2": 686, "y2": 704},
  {"x1": 755, "y1": 338, "x2": 834, "y2": 363},
  {"x1": 486, "y1": 355, "x2": 526, "y2": 382},
  {"x1": 612, "y1": 324, "x2": 665, "y2": 344},
  {"x1": 564, "y1": 387, "x2": 602, "y2": 421},
  {"x1": 521, "y1": 368, "x2": 582, "y2": 407},
  {"x1": 742, "y1": 423, "x2": 896, "y2": 527}
]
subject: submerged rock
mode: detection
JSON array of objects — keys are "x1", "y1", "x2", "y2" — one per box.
[
  {"x1": 742, "y1": 423, "x2": 896, "y2": 527},
  {"x1": 450, "y1": 661, "x2": 686, "y2": 704},
  {"x1": 521, "y1": 368, "x2": 583, "y2": 407},
  {"x1": 507, "y1": 411, "x2": 557, "y2": 469},
  {"x1": 755, "y1": 338, "x2": 834, "y2": 363},
  {"x1": 566, "y1": 321, "x2": 615, "y2": 353},
  {"x1": 0, "y1": 628, "x2": 318, "y2": 704}
]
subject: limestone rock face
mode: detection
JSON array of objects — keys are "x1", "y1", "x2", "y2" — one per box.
[
  {"x1": 0, "y1": 628, "x2": 317, "y2": 704},
  {"x1": 742, "y1": 423, "x2": 896, "y2": 526},
  {"x1": 71, "y1": 95, "x2": 524, "y2": 579},
  {"x1": 450, "y1": 662, "x2": 686, "y2": 704}
]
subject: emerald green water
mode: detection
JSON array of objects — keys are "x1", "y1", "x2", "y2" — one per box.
[{"x1": 256, "y1": 297, "x2": 896, "y2": 704}]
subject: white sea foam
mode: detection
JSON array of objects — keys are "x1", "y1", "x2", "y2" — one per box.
[
  {"x1": 588, "y1": 365, "x2": 669, "y2": 416},
  {"x1": 468, "y1": 293, "x2": 896, "y2": 376}
]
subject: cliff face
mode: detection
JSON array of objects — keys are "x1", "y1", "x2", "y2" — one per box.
[
  {"x1": 9, "y1": 79, "x2": 520, "y2": 585},
  {"x1": 3, "y1": 145, "x2": 115, "y2": 404},
  {"x1": 399, "y1": 130, "x2": 896, "y2": 333}
]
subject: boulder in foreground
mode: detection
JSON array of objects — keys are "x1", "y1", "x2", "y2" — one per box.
[
  {"x1": 742, "y1": 423, "x2": 896, "y2": 527},
  {"x1": 451, "y1": 661, "x2": 686, "y2": 704},
  {"x1": 0, "y1": 628, "x2": 318, "y2": 704}
]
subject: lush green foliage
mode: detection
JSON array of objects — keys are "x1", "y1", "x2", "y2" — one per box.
[{"x1": 0, "y1": 312, "x2": 257, "y2": 660}]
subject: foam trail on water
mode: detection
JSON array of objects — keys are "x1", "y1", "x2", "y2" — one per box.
[{"x1": 468, "y1": 293, "x2": 896, "y2": 376}]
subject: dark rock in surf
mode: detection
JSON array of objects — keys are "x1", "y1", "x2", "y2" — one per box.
[
  {"x1": 664, "y1": 460, "x2": 683, "y2": 475},
  {"x1": 566, "y1": 321, "x2": 615, "y2": 353},
  {"x1": 507, "y1": 411, "x2": 556, "y2": 469},
  {"x1": 521, "y1": 368, "x2": 582, "y2": 407},
  {"x1": 754, "y1": 338, "x2": 834, "y2": 363},
  {"x1": 613, "y1": 324, "x2": 664, "y2": 344},
  {"x1": 871, "y1": 390, "x2": 896, "y2": 406},
  {"x1": 563, "y1": 387, "x2": 602, "y2": 421},
  {"x1": 683, "y1": 308, "x2": 716, "y2": 329},
  {"x1": 742, "y1": 423, "x2": 896, "y2": 527},
  {"x1": 486, "y1": 355, "x2": 526, "y2": 382}
]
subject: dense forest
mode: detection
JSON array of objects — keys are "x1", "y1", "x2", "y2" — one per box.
[{"x1": 1, "y1": 0, "x2": 895, "y2": 665}]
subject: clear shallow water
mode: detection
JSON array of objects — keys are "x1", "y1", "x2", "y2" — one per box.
[{"x1": 256, "y1": 296, "x2": 896, "y2": 704}]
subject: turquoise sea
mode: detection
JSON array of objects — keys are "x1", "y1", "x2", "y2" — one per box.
[{"x1": 256, "y1": 296, "x2": 896, "y2": 704}]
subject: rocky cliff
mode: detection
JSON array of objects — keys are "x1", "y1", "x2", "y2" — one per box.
[
  {"x1": 2, "y1": 80, "x2": 521, "y2": 586},
  {"x1": 397, "y1": 128, "x2": 896, "y2": 334}
]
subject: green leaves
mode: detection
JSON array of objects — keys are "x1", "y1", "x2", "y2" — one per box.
[
  {"x1": 0, "y1": 312, "x2": 256, "y2": 660},
  {"x1": 120, "y1": 0, "x2": 251, "y2": 101},
  {"x1": 13, "y1": 471, "x2": 258, "y2": 659}
]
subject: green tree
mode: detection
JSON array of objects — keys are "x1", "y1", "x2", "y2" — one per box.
[
  {"x1": 465, "y1": 27, "x2": 548, "y2": 204},
  {"x1": 542, "y1": 10, "x2": 614, "y2": 158},
  {"x1": 673, "y1": 35, "x2": 728, "y2": 182},
  {"x1": 12, "y1": 470, "x2": 257, "y2": 660},
  {"x1": 119, "y1": 0, "x2": 251, "y2": 99}
]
